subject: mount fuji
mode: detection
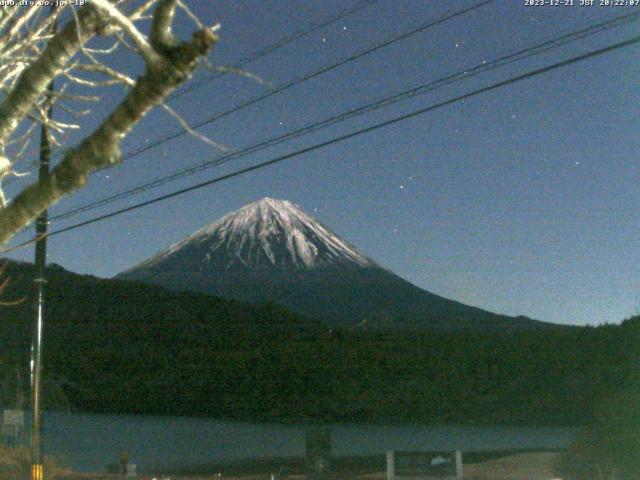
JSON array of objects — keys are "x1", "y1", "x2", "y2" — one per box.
[{"x1": 118, "y1": 197, "x2": 551, "y2": 332}]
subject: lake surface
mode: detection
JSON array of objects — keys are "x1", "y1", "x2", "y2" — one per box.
[{"x1": 28, "y1": 411, "x2": 578, "y2": 473}]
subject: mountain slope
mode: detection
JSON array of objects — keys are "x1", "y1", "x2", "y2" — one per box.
[
  {"x1": 0, "y1": 259, "x2": 322, "y2": 351},
  {"x1": 0, "y1": 259, "x2": 324, "y2": 414},
  {"x1": 119, "y1": 197, "x2": 553, "y2": 332},
  {"x1": 126, "y1": 197, "x2": 373, "y2": 273},
  {"x1": 0, "y1": 260, "x2": 625, "y2": 425}
]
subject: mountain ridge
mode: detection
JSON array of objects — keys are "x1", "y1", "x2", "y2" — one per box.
[{"x1": 118, "y1": 197, "x2": 556, "y2": 332}]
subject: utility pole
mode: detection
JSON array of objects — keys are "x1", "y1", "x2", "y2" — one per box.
[
  {"x1": 30, "y1": 88, "x2": 52, "y2": 480},
  {"x1": 31, "y1": 8, "x2": 56, "y2": 479}
]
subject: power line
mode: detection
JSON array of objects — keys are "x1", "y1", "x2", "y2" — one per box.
[
  {"x1": 117, "y1": 0, "x2": 378, "y2": 148},
  {"x1": 50, "y1": 10, "x2": 640, "y2": 222},
  {"x1": 23, "y1": 0, "x2": 492, "y2": 199},
  {"x1": 167, "y1": 0, "x2": 379, "y2": 102},
  {"x1": 118, "y1": 0, "x2": 497, "y2": 162},
  {"x1": 32, "y1": 0, "x2": 378, "y2": 168},
  {"x1": 6, "y1": 0, "x2": 494, "y2": 219},
  {"x1": 5, "y1": 33, "x2": 635, "y2": 251}
]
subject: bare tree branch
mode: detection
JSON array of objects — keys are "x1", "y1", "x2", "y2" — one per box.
[
  {"x1": 0, "y1": 7, "x2": 103, "y2": 144},
  {"x1": 151, "y1": 0, "x2": 178, "y2": 52},
  {"x1": 0, "y1": 8, "x2": 219, "y2": 244},
  {"x1": 160, "y1": 102, "x2": 229, "y2": 152},
  {"x1": 91, "y1": 0, "x2": 164, "y2": 67}
]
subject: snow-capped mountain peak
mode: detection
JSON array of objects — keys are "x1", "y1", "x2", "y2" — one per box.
[
  {"x1": 118, "y1": 198, "x2": 551, "y2": 332},
  {"x1": 128, "y1": 198, "x2": 374, "y2": 273}
]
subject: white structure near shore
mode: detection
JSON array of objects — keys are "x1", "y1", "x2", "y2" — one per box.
[{"x1": 386, "y1": 450, "x2": 463, "y2": 480}]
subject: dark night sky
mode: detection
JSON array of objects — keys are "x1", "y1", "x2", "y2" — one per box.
[{"x1": 4, "y1": 0, "x2": 640, "y2": 326}]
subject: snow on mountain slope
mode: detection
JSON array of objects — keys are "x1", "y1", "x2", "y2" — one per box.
[
  {"x1": 125, "y1": 197, "x2": 374, "y2": 274},
  {"x1": 119, "y1": 197, "x2": 555, "y2": 332}
]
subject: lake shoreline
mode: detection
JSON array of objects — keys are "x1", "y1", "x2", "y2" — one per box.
[
  {"x1": 17, "y1": 411, "x2": 579, "y2": 473},
  {"x1": 162, "y1": 448, "x2": 562, "y2": 478},
  {"x1": 0, "y1": 447, "x2": 563, "y2": 480},
  {"x1": 0, "y1": 447, "x2": 559, "y2": 480}
]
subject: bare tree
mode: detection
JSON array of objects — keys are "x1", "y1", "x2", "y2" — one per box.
[{"x1": 0, "y1": 1, "x2": 220, "y2": 246}]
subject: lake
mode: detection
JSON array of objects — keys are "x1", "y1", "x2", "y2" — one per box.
[{"x1": 30, "y1": 411, "x2": 578, "y2": 473}]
